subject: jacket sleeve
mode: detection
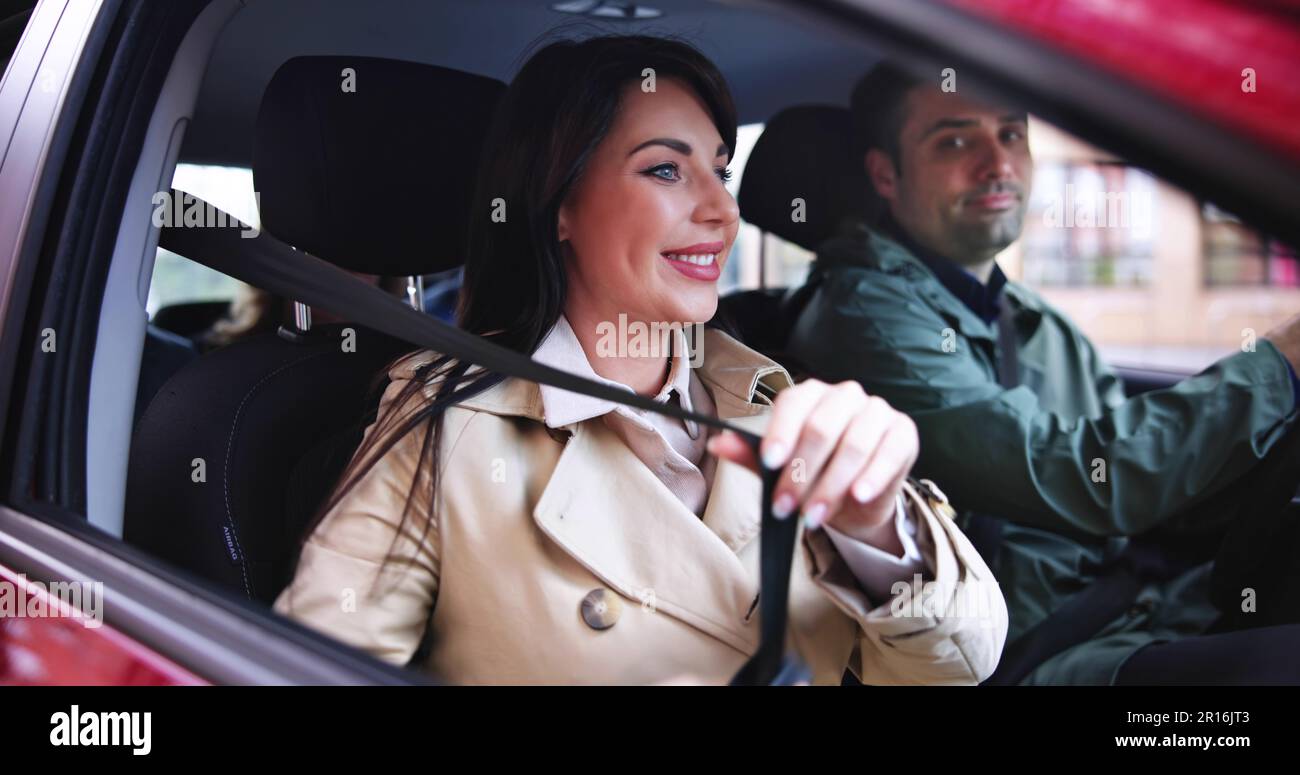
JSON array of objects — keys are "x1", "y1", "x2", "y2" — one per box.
[
  {"x1": 801, "y1": 480, "x2": 1009, "y2": 685},
  {"x1": 273, "y1": 372, "x2": 443, "y2": 667},
  {"x1": 795, "y1": 268, "x2": 1299, "y2": 537}
]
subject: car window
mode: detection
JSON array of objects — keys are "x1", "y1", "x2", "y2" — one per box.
[
  {"x1": 724, "y1": 122, "x2": 815, "y2": 295},
  {"x1": 146, "y1": 163, "x2": 259, "y2": 317},
  {"x1": 1008, "y1": 117, "x2": 1298, "y2": 374}
]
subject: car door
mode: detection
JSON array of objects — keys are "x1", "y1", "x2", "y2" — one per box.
[{"x1": 0, "y1": 0, "x2": 423, "y2": 685}]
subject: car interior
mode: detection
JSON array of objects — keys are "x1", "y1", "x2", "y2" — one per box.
[
  {"x1": 8, "y1": 0, "x2": 1292, "y2": 684},
  {"x1": 102, "y1": 0, "x2": 904, "y2": 606},
  {"x1": 113, "y1": 1, "x2": 1230, "y2": 605}
]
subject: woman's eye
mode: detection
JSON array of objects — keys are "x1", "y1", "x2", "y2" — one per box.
[
  {"x1": 715, "y1": 166, "x2": 733, "y2": 183},
  {"x1": 1001, "y1": 128, "x2": 1025, "y2": 143},
  {"x1": 643, "y1": 163, "x2": 680, "y2": 182}
]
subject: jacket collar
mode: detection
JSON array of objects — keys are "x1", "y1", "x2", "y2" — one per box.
[
  {"x1": 815, "y1": 219, "x2": 1042, "y2": 344},
  {"x1": 878, "y1": 212, "x2": 1008, "y2": 326},
  {"x1": 531, "y1": 314, "x2": 698, "y2": 434},
  {"x1": 433, "y1": 325, "x2": 791, "y2": 426}
]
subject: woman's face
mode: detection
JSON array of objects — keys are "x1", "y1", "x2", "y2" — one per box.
[{"x1": 558, "y1": 78, "x2": 739, "y2": 329}]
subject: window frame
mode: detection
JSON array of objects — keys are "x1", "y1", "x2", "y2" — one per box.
[{"x1": 0, "y1": 0, "x2": 420, "y2": 686}]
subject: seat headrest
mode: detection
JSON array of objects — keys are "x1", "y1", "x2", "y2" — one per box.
[
  {"x1": 738, "y1": 105, "x2": 877, "y2": 252},
  {"x1": 254, "y1": 56, "x2": 506, "y2": 276}
]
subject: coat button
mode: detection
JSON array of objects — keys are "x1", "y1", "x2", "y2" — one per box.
[{"x1": 580, "y1": 588, "x2": 622, "y2": 630}]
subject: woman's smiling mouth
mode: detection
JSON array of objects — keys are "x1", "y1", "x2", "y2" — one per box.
[{"x1": 662, "y1": 241, "x2": 724, "y2": 280}]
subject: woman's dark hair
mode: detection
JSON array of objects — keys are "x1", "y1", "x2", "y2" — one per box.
[{"x1": 300, "y1": 35, "x2": 738, "y2": 587}]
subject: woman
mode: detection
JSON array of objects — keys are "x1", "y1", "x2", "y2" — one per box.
[{"x1": 274, "y1": 35, "x2": 1007, "y2": 684}]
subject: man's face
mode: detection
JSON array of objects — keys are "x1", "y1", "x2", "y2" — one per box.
[{"x1": 868, "y1": 87, "x2": 1033, "y2": 267}]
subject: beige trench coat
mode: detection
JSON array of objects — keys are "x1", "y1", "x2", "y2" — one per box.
[{"x1": 274, "y1": 328, "x2": 1007, "y2": 684}]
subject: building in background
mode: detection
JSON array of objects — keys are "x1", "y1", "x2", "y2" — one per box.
[{"x1": 1003, "y1": 119, "x2": 1300, "y2": 372}]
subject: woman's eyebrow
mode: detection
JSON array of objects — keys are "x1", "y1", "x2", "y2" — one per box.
[{"x1": 628, "y1": 137, "x2": 692, "y2": 156}]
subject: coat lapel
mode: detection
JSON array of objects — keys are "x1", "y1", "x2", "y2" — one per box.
[
  {"x1": 524, "y1": 328, "x2": 792, "y2": 657},
  {"x1": 443, "y1": 328, "x2": 792, "y2": 656},
  {"x1": 531, "y1": 421, "x2": 762, "y2": 655},
  {"x1": 694, "y1": 328, "x2": 787, "y2": 555}
]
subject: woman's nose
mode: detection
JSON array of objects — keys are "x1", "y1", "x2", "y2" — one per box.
[{"x1": 694, "y1": 176, "x2": 740, "y2": 225}]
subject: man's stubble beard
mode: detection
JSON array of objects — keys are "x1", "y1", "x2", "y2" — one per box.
[{"x1": 950, "y1": 206, "x2": 1026, "y2": 265}]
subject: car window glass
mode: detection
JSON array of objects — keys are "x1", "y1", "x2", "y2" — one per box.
[{"x1": 146, "y1": 163, "x2": 259, "y2": 317}]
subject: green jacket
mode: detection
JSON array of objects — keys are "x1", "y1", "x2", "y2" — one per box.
[{"x1": 789, "y1": 224, "x2": 1298, "y2": 684}]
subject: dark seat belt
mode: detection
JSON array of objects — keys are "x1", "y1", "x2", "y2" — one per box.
[
  {"x1": 158, "y1": 191, "x2": 799, "y2": 685},
  {"x1": 986, "y1": 547, "x2": 1160, "y2": 685},
  {"x1": 995, "y1": 301, "x2": 1020, "y2": 389},
  {"x1": 959, "y1": 304, "x2": 1021, "y2": 572}
]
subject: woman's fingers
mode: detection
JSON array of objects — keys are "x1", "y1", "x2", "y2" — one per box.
[
  {"x1": 824, "y1": 414, "x2": 919, "y2": 548},
  {"x1": 710, "y1": 380, "x2": 918, "y2": 539},
  {"x1": 847, "y1": 413, "x2": 918, "y2": 515},
  {"x1": 771, "y1": 381, "x2": 868, "y2": 519},
  {"x1": 758, "y1": 379, "x2": 830, "y2": 471},
  {"x1": 828, "y1": 444, "x2": 913, "y2": 553},
  {"x1": 798, "y1": 396, "x2": 896, "y2": 528}
]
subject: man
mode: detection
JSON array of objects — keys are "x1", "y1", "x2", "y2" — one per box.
[{"x1": 788, "y1": 61, "x2": 1300, "y2": 684}]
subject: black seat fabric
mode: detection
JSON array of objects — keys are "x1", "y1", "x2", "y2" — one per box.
[
  {"x1": 722, "y1": 105, "x2": 874, "y2": 370},
  {"x1": 133, "y1": 324, "x2": 199, "y2": 430},
  {"x1": 255, "y1": 56, "x2": 503, "y2": 277},
  {"x1": 736, "y1": 104, "x2": 873, "y2": 253},
  {"x1": 126, "y1": 324, "x2": 409, "y2": 601},
  {"x1": 125, "y1": 57, "x2": 505, "y2": 603}
]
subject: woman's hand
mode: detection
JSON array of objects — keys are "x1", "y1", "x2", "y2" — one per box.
[{"x1": 706, "y1": 379, "x2": 918, "y2": 554}]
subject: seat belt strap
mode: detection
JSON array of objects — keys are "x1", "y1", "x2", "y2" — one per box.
[
  {"x1": 996, "y1": 300, "x2": 1020, "y2": 389},
  {"x1": 960, "y1": 301, "x2": 1022, "y2": 571}
]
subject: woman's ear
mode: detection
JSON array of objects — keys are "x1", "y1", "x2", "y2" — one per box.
[{"x1": 556, "y1": 202, "x2": 571, "y2": 243}]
